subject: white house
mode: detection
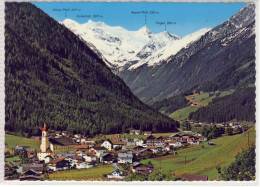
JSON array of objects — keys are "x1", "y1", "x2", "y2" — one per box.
[
  {"x1": 107, "y1": 169, "x2": 125, "y2": 180},
  {"x1": 80, "y1": 139, "x2": 95, "y2": 146},
  {"x1": 89, "y1": 147, "x2": 106, "y2": 158},
  {"x1": 144, "y1": 131, "x2": 152, "y2": 136},
  {"x1": 75, "y1": 162, "x2": 93, "y2": 169},
  {"x1": 83, "y1": 154, "x2": 97, "y2": 163},
  {"x1": 134, "y1": 139, "x2": 144, "y2": 146},
  {"x1": 74, "y1": 134, "x2": 81, "y2": 139},
  {"x1": 118, "y1": 151, "x2": 133, "y2": 164},
  {"x1": 168, "y1": 141, "x2": 182, "y2": 148},
  {"x1": 129, "y1": 129, "x2": 141, "y2": 135},
  {"x1": 101, "y1": 140, "x2": 113, "y2": 151}
]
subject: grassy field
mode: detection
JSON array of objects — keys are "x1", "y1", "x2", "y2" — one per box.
[
  {"x1": 5, "y1": 134, "x2": 75, "y2": 153},
  {"x1": 142, "y1": 128, "x2": 255, "y2": 180},
  {"x1": 170, "y1": 90, "x2": 233, "y2": 122},
  {"x1": 170, "y1": 106, "x2": 198, "y2": 121},
  {"x1": 5, "y1": 134, "x2": 40, "y2": 150},
  {"x1": 48, "y1": 165, "x2": 113, "y2": 180}
]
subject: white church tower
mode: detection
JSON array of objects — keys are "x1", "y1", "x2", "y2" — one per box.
[
  {"x1": 40, "y1": 123, "x2": 49, "y2": 152},
  {"x1": 37, "y1": 123, "x2": 54, "y2": 162}
]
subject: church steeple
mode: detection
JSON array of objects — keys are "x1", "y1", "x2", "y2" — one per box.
[
  {"x1": 40, "y1": 123, "x2": 49, "y2": 153},
  {"x1": 37, "y1": 123, "x2": 53, "y2": 162}
]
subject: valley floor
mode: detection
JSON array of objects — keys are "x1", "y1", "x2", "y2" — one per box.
[{"x1": 5, "y1": 127, "x2": 255, "y2": 181}]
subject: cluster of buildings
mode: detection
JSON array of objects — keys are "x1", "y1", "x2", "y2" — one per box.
[
  {"x1": 5, "y1": 124, "x2": 207, "y2": 181},
  {"x1": 187, "y1": 120, "x2": 250, "y2": 135}
]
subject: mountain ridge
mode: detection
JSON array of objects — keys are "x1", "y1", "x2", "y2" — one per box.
[
  {"x1": 62, "y1": 18, "x2": 208, "y2": 73},
  {"x1": 120, "y1": 4, "x2": 255, "y2": 104},
  {"x1": 5, "y1": 2, "x2": 179, "y2": 135}
]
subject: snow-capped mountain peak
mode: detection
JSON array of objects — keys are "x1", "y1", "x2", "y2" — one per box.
[
  {"x1": 62, "y1": 18, "x2": 78, "y2": 26},
  {"x1": 62, "y1": 19, "x2": 208, "y2": 72},
  {"x1": 137, "y1": 25, "x2": 152, "y2": 35},
  {"x1": 128, "y1": 28, "x2": 210, "y2": 69}
]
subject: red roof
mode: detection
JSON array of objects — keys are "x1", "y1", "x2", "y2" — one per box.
[
  {"x1": 40, "y1": 123, "x2": 48, "y2": 132},
  {"x1": 49, "y1": 157, "x2": 65, "y2": 165}
]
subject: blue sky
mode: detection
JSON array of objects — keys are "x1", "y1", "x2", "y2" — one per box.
[{"x1": 34, "y1": 2, "x2": 246, "y2": 36}]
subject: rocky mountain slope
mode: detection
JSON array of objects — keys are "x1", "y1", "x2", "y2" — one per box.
[
  {"x1": 120, "y1": 4, "x2": 255, "y2": 104},
  {"x1": 5, "y1": 2, "x2": 179, "y2": 135}
]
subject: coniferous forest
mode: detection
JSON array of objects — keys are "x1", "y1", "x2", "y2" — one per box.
[
  {"x1": 151, "y1": 95, "x2": 189, "y2": 114},
  {"x1": 189, "y1": 87, "x2": 255, "y2": 123}
]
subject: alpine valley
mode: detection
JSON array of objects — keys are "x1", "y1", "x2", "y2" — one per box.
[
  {"x1": 4, "y1": 2, "x2": 256, "y2": 182},
  {"x1": 63, "y1": 4, "x2": 256, "y2": 124}
]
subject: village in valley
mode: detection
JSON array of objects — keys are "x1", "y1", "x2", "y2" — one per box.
[
  {"x1": 5, "y1": 120, "x2": 253, "y2": 181},
  {"x1": 3, "y1": 1, "x2": 256, "y2": 182}
]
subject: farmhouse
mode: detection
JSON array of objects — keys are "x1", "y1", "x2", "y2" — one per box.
[
  {"x1": 80, "y1": 139, "x2": 95, "y2": 146},
  {"x1": 89, "y1": 146, "x2": 107, "y2": 158},
  {"x1": 21, "y1": 163, "x2": 44, "y2": 174},
  {"x1": 111, "y1": 140, "x2": 126, "y2": 150},
  {"x1": 107, "y1": 169, "x2": 125, "y2": 180},
  {"x1": 74, "y1": 145, "x2": 89, "y2": 156},
  {"x1": 134, "y1": 148, "x2": 154, "y2": 159},
  {"x1": 168, "y1": 140, "x2": 182, "y2": 148},
  {"x1": 134, "y1": 138, "x2": 144, "y2": 146},
  {"x1": 75, "y1": 161, "x2": 93, "y2": 169},
  {"x1": 19, "y1": 170, "x2": 44, "y2": 181},
  {"x1": 20, "y1": 163, "x2": 44, "y2": 181},
  {"x1": 48, "y1": 157, "x2": 70, "y2": 171},
  {"x1": 144, "y1": 131, "x2": 152, "y2": 136},
  {"x1": 117, "y1": 151, "x2": 133, "y2": 164},
  {"x1": 186, "y1": 136, "x2": 200, "y2": 145},
  {"x1": 14, "y1": 145, "x2": 27, "y2": 155},
  {"x1": 129, "y1": 129, "x2": 141, "y2": 135},
  {"x1": 132, "y1": 163, "x2": 153, "y2": 175},
  {"x1": 83, "y1": 153, "x2": 97, "y2": 163},
  {"x1": 145, "y1": 135, "x2": 165, "y2": 147},
  {"x1": 66, "y1": 155, "x2": 85, "y2": 167},
  {"x1": 101, "y1": 140, "x2": 113, "y2": 151},
  {"x1": 101, "y1": 153, "x2": 116, "y2": 164}
]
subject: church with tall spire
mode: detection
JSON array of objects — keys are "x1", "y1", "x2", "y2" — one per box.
[{"x1": 37, "y1": 123, "x2": 54, "y2": 162}]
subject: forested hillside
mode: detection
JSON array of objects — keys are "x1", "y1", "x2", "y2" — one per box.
[
  {"x1": 5, "y1": 2, "x2": 178, "y2": 136},
  {"x1": 189, "y1": 87, "x2": 255, "y2": 123},
  {"x1": 151, "y1": 95, "x2": 189, "y2": 114}
]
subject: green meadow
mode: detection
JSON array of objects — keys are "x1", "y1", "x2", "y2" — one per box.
[
  {"x1": 142, "y1": 128, "x2": 255, "y2": 180},
  {"x1": 170, "y1": 106, "x2": 198, "y2": 122},
  {"x1": 170, "y1": 90, "x2": 233, "y2": 122},
  {"x1": 48, "y1": 165, "x2": 113, "y2": 180},
  {"x1": 5, "y1": 134, "x2": 40, "y2": 150}
]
